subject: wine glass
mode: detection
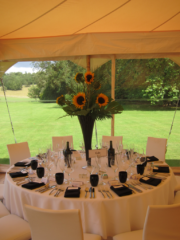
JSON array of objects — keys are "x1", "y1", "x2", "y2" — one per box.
[
  {"x1": 110, "y1": 158, "x2": 118, "y2": 180},
  {"x1": 64, "y1": 157, "x2": 74, "y2": 184},
  {"x1": 36, "y1": 167, "x2": 45, "y2": 179},
  {"x1": 30, "y1": 160, "x2": 38, "y2": 175}
]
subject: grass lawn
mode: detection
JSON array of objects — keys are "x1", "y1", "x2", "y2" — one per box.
[
  {"x1": 0, "y1": 86, "x2": 30, "y2": 98},
  {"x1": 0, "y1": 96, "x2": 180, "y2": 166}
]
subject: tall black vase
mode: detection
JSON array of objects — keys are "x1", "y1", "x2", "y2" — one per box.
[{"x1": 78, "y1": 115, "x2": 95, "y2": 166}]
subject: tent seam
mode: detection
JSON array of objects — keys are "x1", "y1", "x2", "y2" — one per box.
[
  {"x1": 151, "y1": 11, "x2": 180, "y2": 32},
  {"x1": 73, "y1": 0, "x2": 131, "y2": 35},
  {"x1": 0, "y1": 0, "x2": 67, "y2": 38}
]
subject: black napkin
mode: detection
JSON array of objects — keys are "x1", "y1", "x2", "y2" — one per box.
[
  {"x1": 14, "y1": 162, "x2": 31, "y2": 167},
  {"x1": 146, "y1": 156, "x2": 159, "y2": 162},
  {"x1": 64, "y1": 187, "x2": 81, "y2": 198},
  {"x1": 140, "y1": 177, "x2": 161, "y2": 186},
  {"x1": 110, "y1": 185, "x2": 132, "y2": 197},
  {"x1": 153, "y1": 166, "x2": 170, "y2": 173},
  {"x1": 22, "y1": 182, "x2": 45, "y2": 190},
  {"x1": 9, "y1": 172, "x2": 28, "y2": 178}
]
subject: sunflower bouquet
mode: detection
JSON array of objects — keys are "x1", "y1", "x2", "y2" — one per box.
[{"x1": 56, "y1": 71, "x2": 123, "y2": 120}]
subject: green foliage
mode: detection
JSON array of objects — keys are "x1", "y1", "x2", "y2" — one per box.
[
  {"x1": 1, "y1": 72, "x2": 37, "y2": 90},
  {"x1": 30, "y1": 61, "x2": 85, "y2": 100},
  {"x1": 142, "y1": 59, "x2": 180, "y2": 104},
  {"x1": 28, "y1": 85, "x2": 40, "y2": 99}
]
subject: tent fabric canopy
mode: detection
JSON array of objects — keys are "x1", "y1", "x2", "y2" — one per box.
[{"x1": 0, "y1": 0, "x2": 180, "y2": 72}]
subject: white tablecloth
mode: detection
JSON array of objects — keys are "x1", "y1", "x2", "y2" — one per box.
[{"x1": 3, "y1": 158, "x2": 177, "y2": 240}]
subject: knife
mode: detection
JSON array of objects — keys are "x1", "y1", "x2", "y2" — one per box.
[
  {"x1": 89, "y1": 187, "x2": 92, "y2": 198},
  {"x1": 126, "y1": 184, "x2": 142, "y2": 193},
  {"x1": 92, "y1": 188, "x2": 95, "y2": 198}
]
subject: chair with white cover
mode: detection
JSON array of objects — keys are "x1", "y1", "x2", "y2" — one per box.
[
  {"x1": 0, "y1": 184, "x2": 4, "y2": 202},
  {"x1": 7, "y1": 142, "x2": 31, "y2": 166},
  {"x1": 0, "y1": 201, "x2": 10, "y2": 218},
  {"x1": 52, "y1": 136, "x2": 73, "y2": 151},
  {"x1": 174, "y1": 176, "x2": 180, "y2": 192},
  {"x1": 0, "y1": 202, "x2": 31, "y2": 240},
  {"x1": 113, "y1": 203, "x2": 180, "y2": 240},
  {"x1": 24, "y1": 204, "x2": 101, "y2": 240},
  {"x1": 146, "y1": 137, "x2": 167, "y2": 161},
  {"x1": 102, "y1": 136, "x2": 123, "y2": 148}
]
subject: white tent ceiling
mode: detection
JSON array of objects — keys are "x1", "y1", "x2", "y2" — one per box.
[{"x1": 0, "y1": 0, "x2": 180, "y2": 76}]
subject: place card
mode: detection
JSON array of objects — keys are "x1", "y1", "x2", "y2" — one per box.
[
  {"x1": 142, "y1": 177, "x2": 150, "y2": 181},
  {"x1": 154, "y1": 167, "x2": 159, "y2": 170},
  {"x1": 67, "y1": 187, "x2": 79, "y2": 190},
  {"x1": 89, "y1": 149, "x2": 107, "y2": 158},
  {"x1": 113, "y1": 185, "x2": 123, "y2": 189},
  {"x1": 108, "y1": 180, "x2": 119, "y2": 186},
  {"x1": 72, "y1": 181, "x2": 84, "y2": 187}
]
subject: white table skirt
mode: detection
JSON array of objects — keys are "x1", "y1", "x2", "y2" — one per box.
[{"x1": 3, "y1": 158, "x2": 177, "y2": 239}]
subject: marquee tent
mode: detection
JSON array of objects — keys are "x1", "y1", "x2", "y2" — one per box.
[
  {"x1": 0, "y1": 0, "x2": 180, "y2": 137},
  {"x1": 0, "y1": 0, "x2": 180, "y2": 75}
]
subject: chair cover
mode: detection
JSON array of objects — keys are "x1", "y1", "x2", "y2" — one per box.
[
  {"x1": 146, "y1": 137, "x2": 167, "y2": 161},
  {"x1": 7, "y1": 142, "x2": 31, "y2": 166},
  {"x1": 52, "y1": 136, "x2": 73, "y2": 151},
  {"x1": 24, "y1": 204, "x2": 101, "y2": 240},
  {"x1": 102, "y1": 136, "x2": 123, "y2": 148}
]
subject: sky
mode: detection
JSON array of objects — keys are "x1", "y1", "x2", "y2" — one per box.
[{"x1": 6, "y1": 62, "x2": 38, "y2": 74}]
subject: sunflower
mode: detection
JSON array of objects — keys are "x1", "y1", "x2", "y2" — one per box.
[
  {"x1": 96, "y1": 93, "x2": 109, "y2": 107},
  {"x1": 93, "y1": 81, "x2": 101, "y2": 90},
  {"x1": 74, "y1": 73, "x2": 84, "y2": 83},
  {"x1": 56, "y1": 95, "x2": 65, "y2": 106},
  {"x1": 73, "y1": 92, "x2": 86, "y2": 109},
  {"x1": 85, "y1": 72, "x2": 94, "y2": 85}
]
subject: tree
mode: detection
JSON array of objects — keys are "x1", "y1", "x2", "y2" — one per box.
[{"x1": 29, "y1": 61, "x2": 85, "y2": 100}]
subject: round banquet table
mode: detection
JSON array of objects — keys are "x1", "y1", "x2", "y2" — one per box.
[{"x1": 3, "y1": 156, "x2": 177, "y2": 240}]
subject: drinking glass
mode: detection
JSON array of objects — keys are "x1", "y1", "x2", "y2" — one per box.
[
  {"x1": 64, "y1": 157, "x2": 74, "y2": 184},
  {"x1": 86, "y1": 165, "x2": 95, "y2": 183},
  {"x1": 36, "y1": 167, "x2": 45, "y2": 179},
  {"x1": 55, "y1": 172, "x2": 64, "y2": 186},
  {"x1": 30, "y1": 160, "x2": 38, "y2": 175},
  {"x1": 110, "y1": 158, "x2": 118, "y2": 180}
]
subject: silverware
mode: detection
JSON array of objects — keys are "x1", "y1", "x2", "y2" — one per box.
[
  {"x1": 132, "y1": 180, "x2": 148, "y2": 190},
  {"x1": 102, "y1": 187, "x2": 110, "y2": 198},
  {"x1": 40, "y1": 185, "x2": 56, "y2": 193},
  {"x1": 126, "y1": 183, "x2": 142, "y2": 193},
  {"x1": 49, "y1": 187, "x2": 58, "y2": 195},
  {"x1": 89, "y1": 187, "x2": 92, "y2": 198},
  {"x1": 105, "y1": 186, "x2": 113, "y2": 198},
  {"x1": 16, "y1": 177, "x2": 33, "y2": 186},
  {"x1": 54, "y1": 188, "x2": 64, "y2": 197},
  {"x1": 92, "y1": 188, "x2": 95, "y2": 198},
  {"x1": 35, "y1": 184, "x2": 49, "y2": 192},
  {"x1": 85, "y1": 187, "x2": 89, "y2": 198},
  {"x1": 98, "y1": 186, "x2": 105, "y2": 198}
]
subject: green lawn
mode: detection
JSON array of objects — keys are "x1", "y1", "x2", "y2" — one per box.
[{"x1": 0, "y1": 96, "x2": 180, "y2": 166}]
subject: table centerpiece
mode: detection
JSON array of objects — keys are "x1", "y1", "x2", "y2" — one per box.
[{"x1": 56, "y1": 71, "x2": 123, "y2": 166}]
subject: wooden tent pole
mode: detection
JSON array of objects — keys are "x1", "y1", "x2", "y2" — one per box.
[
  {"x1": 111, "y1": 55, "x2": 116, "y2": 136},
  {"x1": 87, "y1": 55, "x2": 90, "y2": 71}
]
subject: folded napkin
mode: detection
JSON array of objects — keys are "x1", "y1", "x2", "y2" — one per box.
[
  {"x1": 140, "y1": 176, "x2": 161, "y2": 186},
  {"x1": 146, "y1": 156, "x2": 159, "y2": 162},
  {"x1": 64, "y1": 187, "x2": 81, "y2": 198},
  {"x1": 153, "y1": 166, "x2": 170, "y2": 173},
  {"x1": 110, "y1": 185, "x2": 132, "y2": 197},
  {"x1": 9, "y1": 172, "x2": 28, "y2": 178},
  {"x1": 22, "y1": 182, "x2": 45, "y2": 190},
  {"x1": 14, "y1": 162, "x2": 31, "y2": 167}
]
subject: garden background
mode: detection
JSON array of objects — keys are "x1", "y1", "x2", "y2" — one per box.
[{"x1": 0, "y1": 59, "x2": 180, "y2": 166}]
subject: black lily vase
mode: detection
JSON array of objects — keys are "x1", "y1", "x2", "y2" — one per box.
[{"x1": 78, "y1": 115, "x2": 95, "y2": 166}]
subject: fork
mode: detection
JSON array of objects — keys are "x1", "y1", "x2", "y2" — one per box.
[
  {"x1": 102, "y1": 186, "x2": 110, "y2": 198},
  {"x1": 105, "y1": 185, "x2": 113, "y2": 198},
  {"x1": 98, "y1": 186, "x2": 105, "y2": 198}
]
